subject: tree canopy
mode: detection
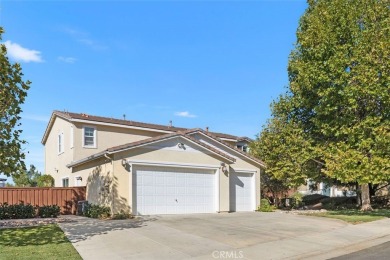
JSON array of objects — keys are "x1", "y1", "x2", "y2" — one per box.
[
  {"x1": 251, "y1": 0, "x2": 389, "y2": 209},
  {"x1": 0, "y1": 27, "x2": 30, "y2": 176},
  {"x1": 12, "y1": 164, "x2": 54, "y2": 187}
]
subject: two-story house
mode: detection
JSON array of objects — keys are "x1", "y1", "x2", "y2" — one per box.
[{"x1": 42, "y1": 111, "x2": 265, "y2": 215}]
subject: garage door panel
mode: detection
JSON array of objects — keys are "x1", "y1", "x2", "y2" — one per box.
[
  {"x1": 230, "y1": 172, "x2": 254, "y2": 212},
  {"x1": 166, "y1": 187, "x2": 176, "y2": 195},
  {"x1": 155, "y1": 175, "x2": 166, "y2": 185},
  {"x1": 134, "y1": 166, "x2": 216, "y2": 215},
  {"x1": 187, "y1": 187, "x2": 197, "y2": 195},
  {"x1": 177, "y1": 187, "x2": 186, "y2": 196},
  {"x1": 155, "y1": 186, "x2": 166, "y2": 194}
]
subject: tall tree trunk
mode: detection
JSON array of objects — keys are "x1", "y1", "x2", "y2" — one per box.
[
  {"x1": 356, "y1": 183, "x2": 362, "y2": 206},
  {"x1": 361, "y1": 183, "x2": 372, "y2": 211}
]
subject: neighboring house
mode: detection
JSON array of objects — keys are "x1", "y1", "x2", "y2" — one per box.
[
  {"x1": 0, "y1": 178, "x2": 6, "y2": 188},
  {"x1": 298, "y1": 180, "x2": 356, "y2": 197},
  {"x1": 42, "y1": 111, "x2": 265, "y2": 215}
]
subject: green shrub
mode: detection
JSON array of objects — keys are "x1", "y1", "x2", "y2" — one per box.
[
  {"x1": 84, "y1": 203, "x2": 111, "y2": 219},
  {"x1": 38, "y1": 205, "x2": 61, "y2": 218},
  {"x1": 292, "y1": 192, "x2": 304, "y2": 209},
  {"x1": 0, "y1": 203, "x2": 36, "y2": 219},
  {"x1": 0, "y1": 203, "x2": 63, "y2": 219},
  {"x1": 258, "y1": 199, "x2": 275, "y2": 212},
  {"x1": 321, "y1": 196, "x2": 358, "y2": 210},
  {"x1": 112, "y1": 210, "x2": 133, "y2": 220},
  {"x1": 302, "y1": 194, "x2": 328, "y2": 205}
]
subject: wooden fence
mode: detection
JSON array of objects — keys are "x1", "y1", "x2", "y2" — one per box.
[{"x1": 0, "y1": 187, "x2": 86, "y2": 215}]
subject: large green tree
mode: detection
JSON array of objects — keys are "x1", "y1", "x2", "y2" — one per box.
[
  {"x1": 252, "y1": 0, "x2": 389, "y2": 210},
  {"x1": 0, "y1": 27, "x2": 30, "y2": 176},
  {"x1": 12, "y1": 164, "x2": 54, "y2": 187}
]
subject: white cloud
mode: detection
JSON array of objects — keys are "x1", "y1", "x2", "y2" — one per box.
[
  {"x1": 23, "y1": 114, "x2": 49, "y2": 123},
  {"x1": 58, "y1": 56, "x2": 77, "y2": 63},
  {"x1": 174, "y1": 111, "x2": 197, "y2": 118},
  {"x1": 3, "y1": 40, "x2": 43, "y2": 63},
  {"x1": 63, "y1": 27, "x2": 107, "y2": 51}
]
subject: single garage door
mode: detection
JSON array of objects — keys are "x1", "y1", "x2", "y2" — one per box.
[
  {"x1": 133, "y1": 166, "x2": 216, "y2": 215},
  {"x1": 230, "y1": 172, "x2": 254, "y2": 212}
]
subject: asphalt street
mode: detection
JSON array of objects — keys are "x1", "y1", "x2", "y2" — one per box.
[{"x1": 332, "y1": 241, "x2": 390, "y2": 260}]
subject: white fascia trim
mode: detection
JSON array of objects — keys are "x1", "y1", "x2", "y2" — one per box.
[
  {"x1": 112, "y1": 135, "x2": 235, "y2": 163},
  {"x1": 233, "y1": 168, "x2": 258, "y2": 173},
  {"x1": 71, "y1": 118, "x2": 174, "y2": 134},
  {"x1": 192, "y1": 132, "x2": 265, "y2": 167},
  {"x1": 42, "y1": 113, "x2": 59, "y2": 144},
  {"x1": 252, "y1": 173, "x2": 256, "y2": 211},
  {"x1": 219, "y1": 137, "x2": 237, "y2": 142},
  {"x1": 215, "y1": 168, "x2": 220, "y2": 212},
  {"x1": 128, "y1": 159, "x2": 220, "y2": 170}
]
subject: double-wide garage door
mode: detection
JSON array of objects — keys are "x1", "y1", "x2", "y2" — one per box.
[{"x1": 133, "y1": 166, "x2": 216, "y2": 215}]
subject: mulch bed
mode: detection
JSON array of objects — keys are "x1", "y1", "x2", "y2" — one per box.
[
  {"x1": 280, "y1": 209, "x2": 328, "y2": 215},
  {"x1": 0, "y1": 217, "x2": 76, "y2": 229}
]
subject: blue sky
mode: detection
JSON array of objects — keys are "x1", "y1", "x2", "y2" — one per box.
[{"x1": 0, "y1": 0, "x2": 307, "y2": 179}]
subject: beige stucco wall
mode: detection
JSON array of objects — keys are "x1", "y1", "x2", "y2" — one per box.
[
  {"x1": 112, "y1": 138, "x2": 228, "y2": 214},
  {"x1": 45, "y1": 117, "x2": 164, "y2": 187},
  {"x1": 72, "y1": 157, "x2": 116, "y2": 210},
  {"x1": 72, "y1": 122, "x2": 162, "y2": 160},
  {"x1": 191, "y1": 133, "x2": 262, "y2": 208},
  {"x1": 44, "y1": 116, "x2": 261, "y2": 213},
  {"x1": 71, "y1": 137, "x2": 260, "y2": 214},
  {"x1": 44, "y1": 117, "x2": 74, "y2": 186}
]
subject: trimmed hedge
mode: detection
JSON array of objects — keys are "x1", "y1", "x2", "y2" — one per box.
[
  {"x1": 83, "y1": 203, "x2": 111, "y2": 219},
  {"x1": 0, "y1": 203, "x2": 61, "y2": 220},
  {"x1": 38, "y1": 205, "x2": 61, "y2": 218},
  {"x1": 258, "y1": 199, "x2": 275, "y2": 212}
]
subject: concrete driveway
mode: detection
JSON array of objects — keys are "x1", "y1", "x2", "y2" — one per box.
[{"x1": 59, "y1": 212, "x2": 390, "y2": 260}]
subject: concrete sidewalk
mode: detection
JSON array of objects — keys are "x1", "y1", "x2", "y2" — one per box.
[
  {"x1": 59, "y1": 213, "x2": 390, "y2": 260},
  {"x1": 241, "y1": 217, "x2": 390, "y2": 260}
]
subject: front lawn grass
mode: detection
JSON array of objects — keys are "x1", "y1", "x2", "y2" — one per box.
[
  {"x1": 0, "y1": 224, "x2": 81, "y2": 260},
  {"x1": 302, "y1": 209, "x2": 390, "y2": 224}
]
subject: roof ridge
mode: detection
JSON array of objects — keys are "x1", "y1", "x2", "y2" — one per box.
[{"x1": 52, "y1": 110, "x2": 249, "y2": 140}]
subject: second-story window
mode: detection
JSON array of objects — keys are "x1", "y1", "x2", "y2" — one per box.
[
  {"x1": 83, "y1": 126, "x2": 96, "y2": 148},
  {"x1": 236, "y1": 144, "x2": 248, "y2": 153}
]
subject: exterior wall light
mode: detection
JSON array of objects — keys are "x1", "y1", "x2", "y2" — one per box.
[
  {"x1": 121, "y1": 158, "x2": 129, "y2": 167},
  {"x1": 220, "y1": 162, "x2": 228, "y2": 174}
]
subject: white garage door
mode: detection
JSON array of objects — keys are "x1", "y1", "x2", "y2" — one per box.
[
  {"x1": 133, "y1": 166, "x2": 216, "y2": 215},
  {"x1": 230, "y1": 172, "x2": 254, "y2": 212}
]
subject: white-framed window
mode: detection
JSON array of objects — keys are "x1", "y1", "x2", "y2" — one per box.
[
  {"x1": 236, "y1": 144, "x2": 249, "y2": 153},
  {"x1": 75, "y1": 176, "x2": 82, "y2": 186},
  {"x1": 83, "y1": 126, "x2": 97, "y2": 148},
  {"x1": 58, "y1": 132, "x2": 64, "y2": 154},
  {"x1": 62, "y1": 177, "x2": 69, "y2": 187},
  {"x1": 70, "y1": 126, "x2": 74, "y2": 149}
]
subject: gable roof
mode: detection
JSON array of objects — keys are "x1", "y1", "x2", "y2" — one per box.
[
  {"x1": 185, "y1": 129, "x2": 265, "y2": 167},
  {"x1": 42, "y1": 110, "x2": 244, "y2": 144},
  {"x1": 67, "y1": 130, "x2": 236, "y2": 168}
]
